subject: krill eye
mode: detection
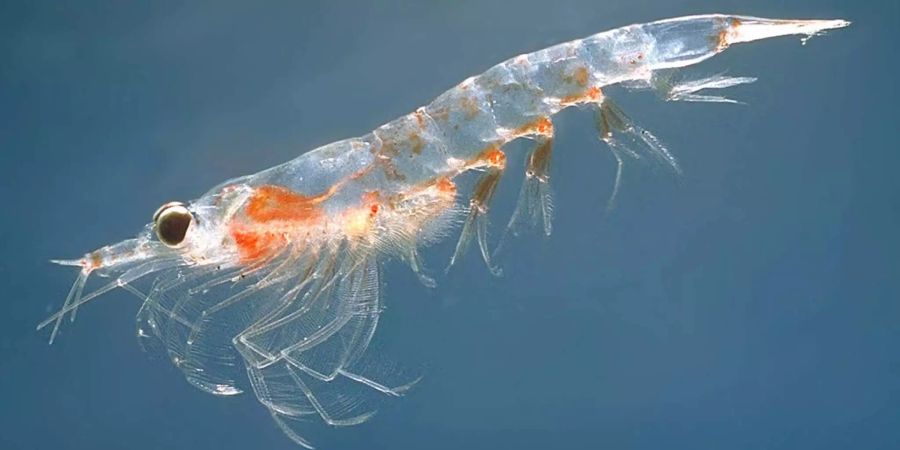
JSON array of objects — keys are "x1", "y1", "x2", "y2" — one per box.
[{"x1": 153, "y1": 202, "x2": 193, "y2": 247}]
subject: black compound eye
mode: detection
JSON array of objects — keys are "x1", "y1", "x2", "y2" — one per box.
[{"x1": 153, "y1": 202, "x2": 193, "y2": 247}]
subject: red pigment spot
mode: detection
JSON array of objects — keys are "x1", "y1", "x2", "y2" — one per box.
[{"x1": 363, "y1": 189, "x2": 382, "y2": 217}]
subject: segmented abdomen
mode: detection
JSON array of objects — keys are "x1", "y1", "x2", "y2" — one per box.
[{"x1": 363, "y1": 23, "x2": 664, "y2": 187}]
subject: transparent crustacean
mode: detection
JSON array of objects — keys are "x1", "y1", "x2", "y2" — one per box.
[{"x1": 39, "y1": 14, "x2": 849, "y2": 448}]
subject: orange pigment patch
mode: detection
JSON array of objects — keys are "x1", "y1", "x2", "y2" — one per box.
[
  {"x1": 574, "y1": 66, "x2": 590, "y2": 86},
  {"x1": 479, "y1": 146, "x2": 506, "y2": 168},
  {"x1": 715, "y1": 17, "x2": 741, "y2": 52},
  {"x1": 565, "y1": 66, "x2": 590, "y2": 87},
  {"x1": 560, "y1": 86, "x2": 603, "y2": 106},
  {"x1": 349, "y1": 166, "x2": 373, "y2": 181},
  {"x1": 715, "y1": 29, "x2": 729, "y2": 51},
  {"x1": 89, "y1": 251, "x2": 102, "y2": 269},
  {"x1": 514, "y1": 116, "x2": 553, "y2": 137},
  {"x1": 410, "y1": 132, "x2": 424, "y2": 155},
  {"x1": 435, "y1": 177, "x2": 457, "y2": 194}
]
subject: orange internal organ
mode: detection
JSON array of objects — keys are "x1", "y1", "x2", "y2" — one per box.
[
  {"x1": 230, "y1": 185, "x2": 327, "y2": 262},
  {"x1": 245, "y1": 185, "x2": 326, "y2": 223}
]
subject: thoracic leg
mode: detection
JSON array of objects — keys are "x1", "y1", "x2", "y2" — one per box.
[
  {"x1": 597, "y1": 98, "x2": 680, "y2": 172},
  {"x1": 338, "y1": 368, "x2": 421, "y2": 397},
  {"x1": 495, "y1": 123, "x2": 555, "y2": 257},
  {"x1": 594, "y1": 98, "x2": 681, "y2": 210},
  {"x1": 605, "y1": 145, "x2": 625, "y2": 212},
  {"x1": 654, "y1": 71, "x2": 758, "y2": 104},
  {"x1": 406, "y1": 247, "x2": 436, "y2": 288},
  {"x1": 285, "y1": 363, "x2": 377, "y2": 427},
  {"x1": 448, "y1": 147, "x2": 506, "y2": 276}
]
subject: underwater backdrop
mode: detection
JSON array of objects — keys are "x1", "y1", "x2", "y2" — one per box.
[{"x1": 1, "y1": 1, "x2": 897, "y2": 449}]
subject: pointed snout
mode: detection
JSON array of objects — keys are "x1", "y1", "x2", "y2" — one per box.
[{"x1": 53, "y1": 237, "x2": 166, "y2": 275}]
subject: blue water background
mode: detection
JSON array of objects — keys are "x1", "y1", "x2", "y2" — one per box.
[{"x1": 1, "y1": 1, "x2": 897, "y2": 449}]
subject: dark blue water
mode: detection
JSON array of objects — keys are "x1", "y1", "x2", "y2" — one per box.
[{"x1": 2, "y1": 1, "x2": 897, "y2": 449}]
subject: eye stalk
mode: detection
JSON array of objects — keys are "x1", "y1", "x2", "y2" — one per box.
[{"x1": 153, "y1": 201, "x2": 193, "y2": 247}]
